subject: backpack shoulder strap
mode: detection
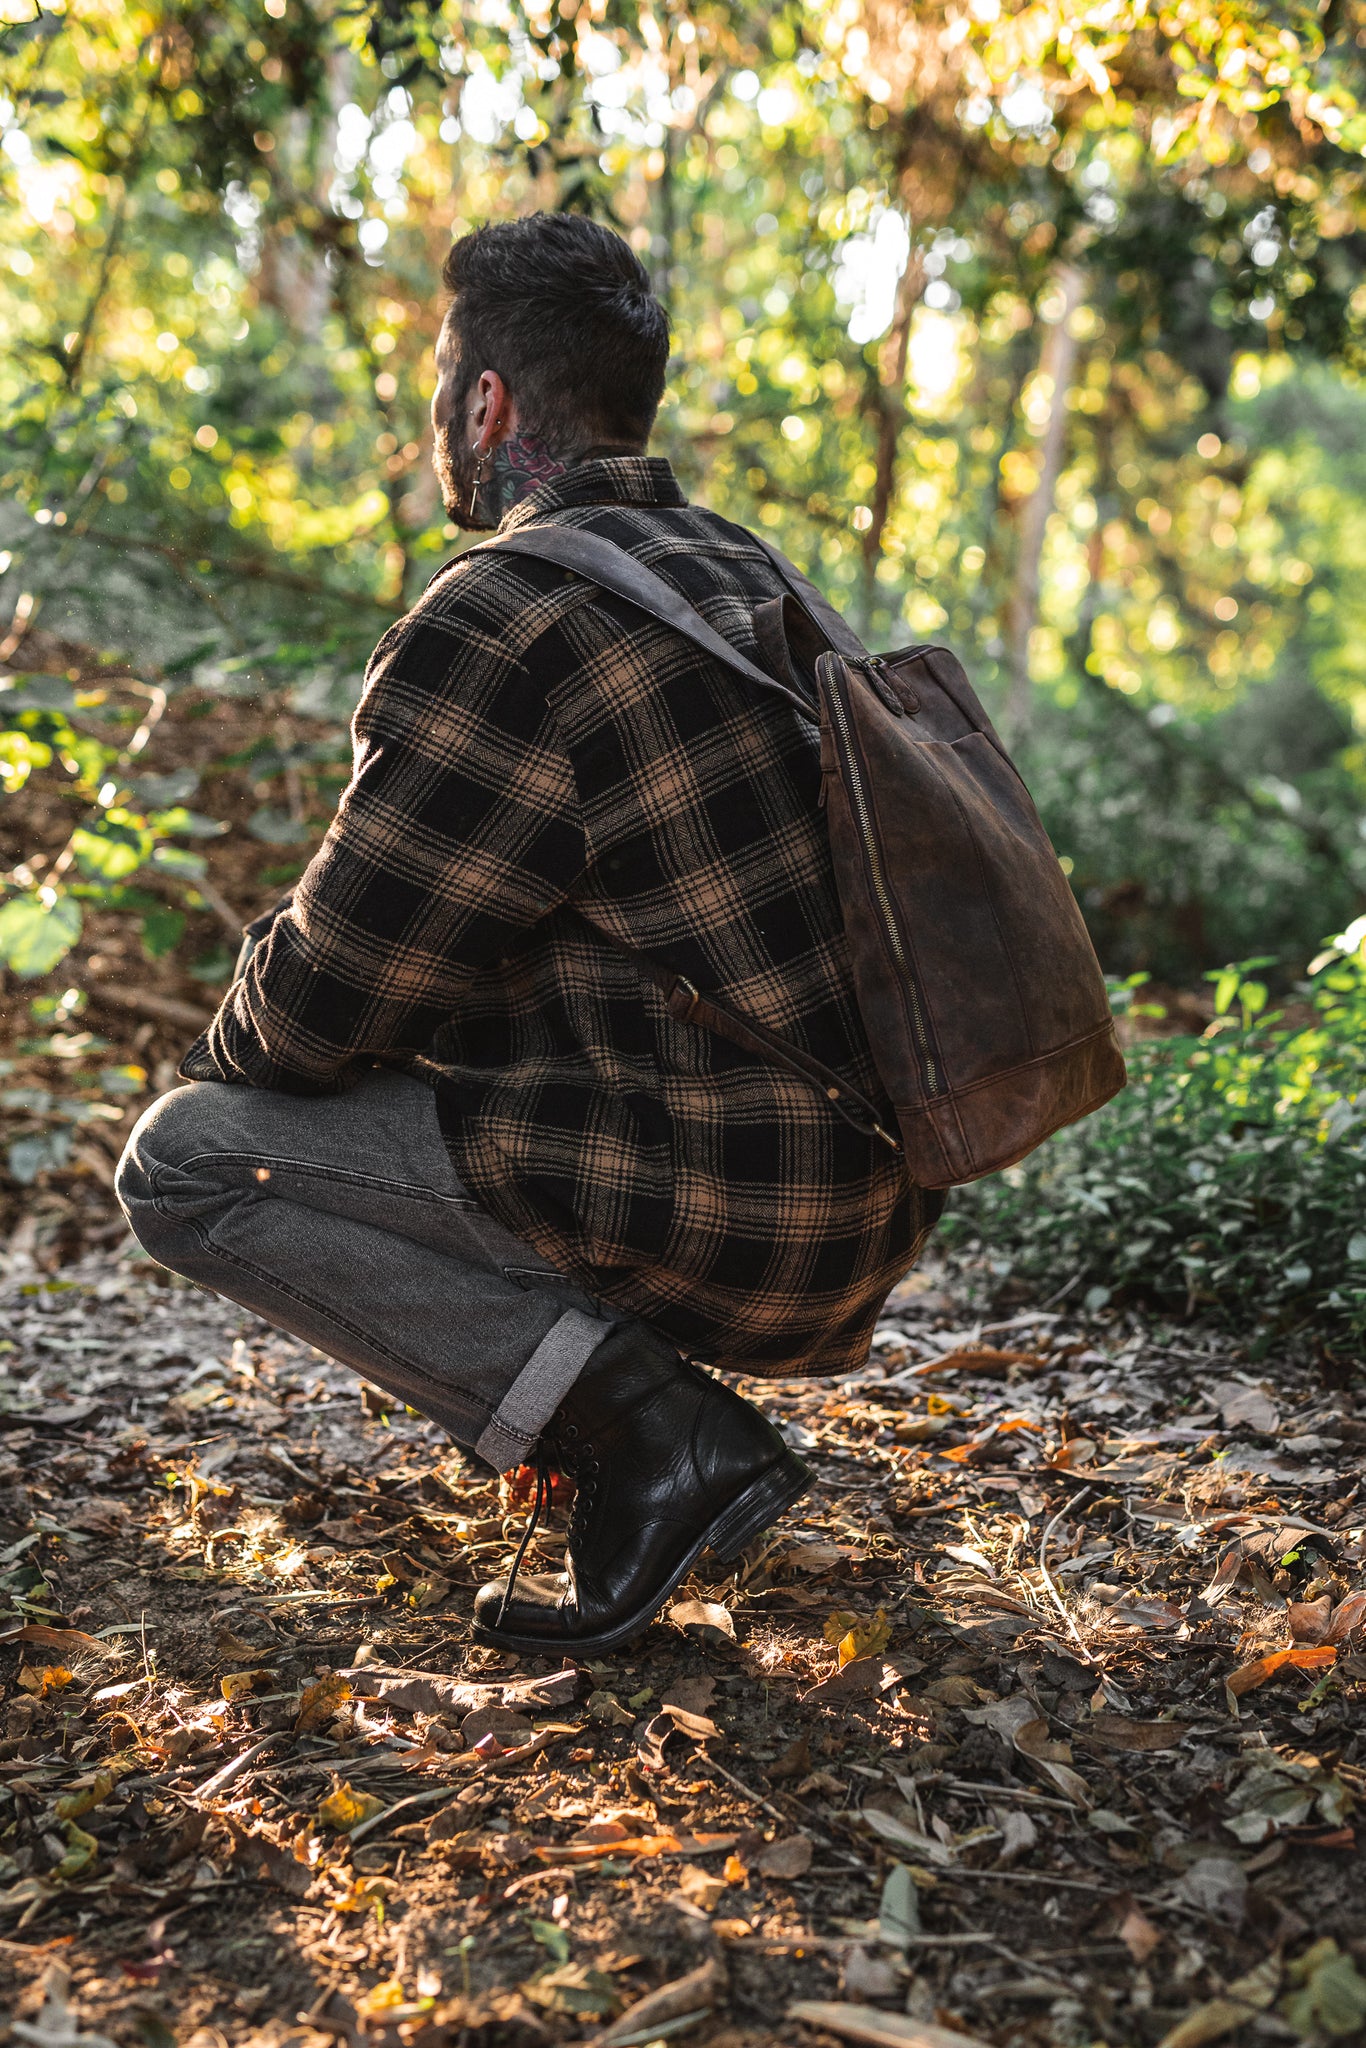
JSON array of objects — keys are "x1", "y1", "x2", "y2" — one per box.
[
  {"x1": 735, "y1": 529, "x2": 871, "y2": 663},
  {"x1": 477, "y1": 525, "x2": 818, "y2": 724}
]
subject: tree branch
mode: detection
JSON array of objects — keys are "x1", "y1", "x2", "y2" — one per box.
[
  {"x1": 1005, "y1": 263, "x2": 1087, "y2": 743},
  {"x1": 71, "y1": 528, "x2": 404, "y2": 613}
]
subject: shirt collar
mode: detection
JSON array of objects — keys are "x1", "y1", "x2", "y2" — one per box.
[{"x1": 498, "y1": 455, "x2": 688, "y2": 532}]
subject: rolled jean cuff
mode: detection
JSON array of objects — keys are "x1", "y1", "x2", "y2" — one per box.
[{"x1": 474, "y1": 1307, "x2": 615, "y2": 1471}]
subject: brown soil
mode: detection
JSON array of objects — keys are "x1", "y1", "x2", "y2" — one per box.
[{"x1": 0, "y1": 1246, "x2": 1363, "y2": 2048}]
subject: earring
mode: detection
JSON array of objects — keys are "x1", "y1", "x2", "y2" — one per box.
[{"x1": 468, "y1": 444, "x2": 487, "y2": 520}]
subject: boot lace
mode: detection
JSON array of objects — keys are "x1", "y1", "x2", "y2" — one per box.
[{"x1": 494, "y1": 1423, "x2": 602, "y2": 1627}]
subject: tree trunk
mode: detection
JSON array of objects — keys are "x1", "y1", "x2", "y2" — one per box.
[
  {"x1": 860, "y1": 244, "x2": 925, "y2": 634},
  {"x1": 1004, "y1": 263, "x2": 1085, "y2": 742}
]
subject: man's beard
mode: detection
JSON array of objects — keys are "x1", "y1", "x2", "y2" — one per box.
[{"x1": 432, "y1": 419, "x2": 496, "y2": 532}]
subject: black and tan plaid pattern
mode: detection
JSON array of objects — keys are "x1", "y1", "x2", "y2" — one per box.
[{"x1": 182, "y1": 459, "x2": 939, "y2": 1375}]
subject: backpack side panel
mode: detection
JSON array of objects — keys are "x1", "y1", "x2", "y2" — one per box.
[{"x1": 819, "y1": 650, "x2": 1125, "y2": 1186}]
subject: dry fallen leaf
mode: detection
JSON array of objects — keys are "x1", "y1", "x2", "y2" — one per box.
[
  {"x1": 1156, "y1": 1953, "x2": 1281, "y2": 2048},
  {"x1": 214, "y1": 1627, "x2": 267, "y2": 1663},
  {"x1": 909, "y1": 1345, "x2": 1043, "y2": 1379},
  {"x1": 667, "y1": 1598, "x2": 735, "y2": 1642},
  {"x1": 1289, "y1": 1595, "x2": 1333, "y2": 1643},
  {"x1": 969, "y1": 1695, "x2": 1093, "y2": 1806},
  {"x1": 18, "y1": 1665, "x2": 73, "y2": 1697},
  {"x1": 801, "y1": 1653, "x2": 923, "y2": 1706},
  {"x1": 1117, "y1": 1901, "x2": 1162, "y2": 1964},
  {"x1": 226, "y1": 1819, "x2": 314, "y2": 1898},
  {"x1": 836, "y1": 1608, "x2": 891, "y2": 1668},
  {"x1": 637, "y1": 1701, "x2": 723, "y2": 1769},
  {"x1": 220, "y1": 1667, "x2": 274, "y2": 1703},
  {"x1": 0, "y1": 1623, "x2": 112, "y2": 1656},
  {"x1": 757, "y1": 1833, "x2": 814, "y2": 1879},
  {"x1": 586, "y1": 1958, "x2": 726, "y2": 2048},
  {"x1": 295, "y1": 1672, "x2": 351, "y2": 1732},
  {"x1": 1198, "y1": 1549, "x2": 1245, "y2": 1607},
  {"x1": 463, "y1": 1705, "x2": 534, "y2": 1747},
  {"x1": 995, "y1": 1808, "x2": 1039, "y2": 1863},
  {"x1": 675, "y1": 1863, "x2": 726, "y2": 1912},
  {"x1": 1213, "y1": 1382, "x2": 1280, "y2": 1434},
  {"x1": 1326, "y1": 1593, "x2": 1366, "y2": 1644},
  {"x1": 1175, "y1": 1856, "x2": 1247, "y2": 1928},
  {"x1": 767, "y1": 1736, "x2": 812, "y2": 1781},
  {"x1": 533, "y1": 1829, "x2": 736, "y2": 1865},
  {"x1": 660, "y1": 1675, "x2": 716, "y2": 1716},
  {"x1": 1085, "y1": 1713, "x2": 1190, "y2": 1752},
  {"x1": 329, "y1": 1874, "x2": 388, "y2": 1919},
  {"x1": 1225, "y1": 1643, "x2": 1335, "y2": 1707},
  {"x1": 317, "y1": 1782, "x2": 386, "y2": 1833},
  {"x1": 843, "y1": 1947, "x2": 904, "y2": 2001},
  {"x1": 788, "y1": 2002, "x2": 993, "y2": 2048}
]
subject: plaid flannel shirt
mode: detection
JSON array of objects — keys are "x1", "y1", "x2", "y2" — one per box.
[{"x1": 182, "y1": 458, "x2": 939, "y2": 1375}]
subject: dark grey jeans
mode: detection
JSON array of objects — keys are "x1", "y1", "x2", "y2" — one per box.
[{"x1": 114, "y1": 1069, "x2": 623, "y2": 1471}]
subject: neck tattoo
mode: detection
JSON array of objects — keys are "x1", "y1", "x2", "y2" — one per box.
[
  {"x1": 476, "y1": 432, "x2": 645, "y2": 524},
  {"x1": 482, "y1": 430, "x2": 574, "y2": 520}
]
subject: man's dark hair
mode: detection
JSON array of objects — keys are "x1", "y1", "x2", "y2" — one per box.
[{"x1": 442, "y1": 213, "x2": 670, "y2": 451}]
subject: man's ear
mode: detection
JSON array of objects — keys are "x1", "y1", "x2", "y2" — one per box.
[{"x1": 470, "y1": 369, "x2": 515, "y2": 454}]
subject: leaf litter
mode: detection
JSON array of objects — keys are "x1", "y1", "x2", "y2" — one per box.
[{"x1": 0, "y1": 1250, "x2": 1361, "y2": 2046}]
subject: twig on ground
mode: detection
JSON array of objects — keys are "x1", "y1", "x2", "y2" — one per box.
[
  {"x1": 935, "y1": 1777, "x2": 1076, "y2": 1811},
  {"x1": 346, "y1": 1784, "x2": 454, "y2": 1846},
  {"x1": 693, "y1": 1751, "x2": 833, "y2": 1849},
  {"x1": 197, "y1": 1731, "x2": 291, "y2": 1801},
  {"x1": 502, "y1": 1866, "x2": 581, "y2": 1899},
  {"x1": 85, "y1": 983, "x2": 213, "y2": 1031}
]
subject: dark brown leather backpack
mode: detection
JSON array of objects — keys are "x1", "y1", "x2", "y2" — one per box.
[{"x1": 483, "y1": 524, "x2": 1126, "y2": 1188}]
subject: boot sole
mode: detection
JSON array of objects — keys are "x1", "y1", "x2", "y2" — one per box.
[{"x1": 472, "y1": 1448, "x2": 812, "y2": 1659}]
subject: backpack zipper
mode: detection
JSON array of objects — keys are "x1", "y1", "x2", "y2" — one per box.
[{"x1": 825, "y1": 664, "x2": 940, "y2": 1099}]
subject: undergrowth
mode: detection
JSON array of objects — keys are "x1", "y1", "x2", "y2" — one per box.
[{"x1": 941, "y1": 923, "x2": 1366, "y2": 1350}]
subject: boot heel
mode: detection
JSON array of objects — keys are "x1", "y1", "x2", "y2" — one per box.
[{"x1": 706, "y1": 1450, "x2": 811, "y2": 1563}]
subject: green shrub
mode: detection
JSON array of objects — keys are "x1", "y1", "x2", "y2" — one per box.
[{"x1": 941, "y1": 925, "x2": 1366, "y2": 1345}]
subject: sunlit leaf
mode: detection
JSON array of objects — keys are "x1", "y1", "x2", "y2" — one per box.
[
  {"x1": 0, "y1": 892, "x2": 82, "y2": 978},
  {"x1": 317, "y1": 1782, "x2": 386, "y2": 1832}
]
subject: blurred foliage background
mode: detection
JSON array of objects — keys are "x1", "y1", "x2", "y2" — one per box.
[{"x1": 2, "y1": 0, "x2": 1366, "y2": 1307}]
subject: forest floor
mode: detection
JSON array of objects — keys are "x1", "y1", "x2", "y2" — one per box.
[{"x1": 0, "y1": 1236, "x2": 1364, "y2": 2048}]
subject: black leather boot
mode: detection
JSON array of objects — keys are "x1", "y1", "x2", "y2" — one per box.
[{"x1": 472, "y1": 1325, "x2": 810, "y2": 1656}]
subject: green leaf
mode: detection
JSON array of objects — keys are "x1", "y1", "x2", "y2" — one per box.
[
  {"x1": 529, "y1": 1919, "x2": 572, "y2": 1964},
  {"x1": 0, "y1": 674, "x2": 77, "y2": 713},
  {"x1": 151, "y1": 844, "x2": 207, "y2": 879},
  {"x1": 71, "y1": 820, "x2": 151, "y2": 881},
  {"x1": 140, "y1": 906, "x2": 186, "y2": 959},
  {"x1": 248, "y1": 806, "x2": 312, "y2": 845},
  {"x1": 127, "y1": 768, "x2": 199, "y2": 808},
  {"x1": 1280, "y1": 1940, "x2": 1366, "y2": 2039},
  {"x1": 8, "y1": 1130, "x2": 72, "y2": 1185},
  {"x1": 149, "y1": 806, "x2": 228, "y2": 839},
  {"x1": 99, "y1": 1065, "x2": 147, "y2": 1095},
  {"x1": 186, "y1": 947, "x2": 234, "y2": 983},
  {"x1": 0, "y1": 892, "x2": 82, "y2": 978}
]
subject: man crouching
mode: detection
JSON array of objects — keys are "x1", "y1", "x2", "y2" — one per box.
[{"x1": 116, "y1": 212, "x2": 939, "y2": 1656}]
